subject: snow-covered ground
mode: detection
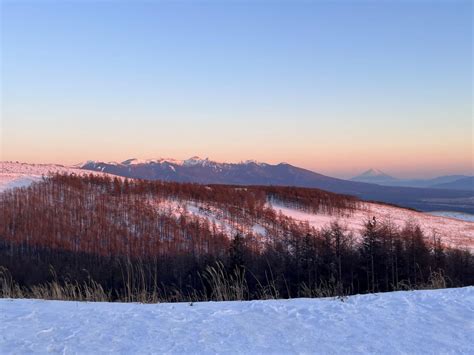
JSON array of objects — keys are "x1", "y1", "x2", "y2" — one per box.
[
  {"x1": 152, "y1": 199, "x2": 474, "y2": 250},
  {"x1": 0, "y1": 161, "x2": 114, "y2": 193},
  {"x1": 273, "y1": 202, "x2": 474, "y2": 250},
  {"x1": 0, "y1": 287, "x2": 472, "y2": 354},
  {"x1": 154, "y1": 199, "x2": 267, "y2": 238}
]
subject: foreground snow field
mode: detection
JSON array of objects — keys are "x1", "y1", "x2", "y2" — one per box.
[{"x1": 0, "y1": 287, "x2": 472, "y2": 354}]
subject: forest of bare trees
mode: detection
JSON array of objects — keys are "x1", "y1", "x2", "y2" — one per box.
[{"x1": 0, "y1": 174, "x2": 472, "y2": 302}]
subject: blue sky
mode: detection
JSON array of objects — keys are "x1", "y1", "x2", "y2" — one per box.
[{"x1": 1, "y1": 0, "x2": 472, "y2": 178}]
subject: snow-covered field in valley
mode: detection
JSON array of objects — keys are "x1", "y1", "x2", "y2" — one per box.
[{"x1": 0, "y1": 287, "x2": 472, "y2": 354}]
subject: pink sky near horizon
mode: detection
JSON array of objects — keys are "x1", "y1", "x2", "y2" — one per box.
[
  {"x1": 2, "y1": 97, "x2": 472, "y2": 179},
  {"x1": 1, "y1": 103, "x2": 472, "y2": 179},
  {"x1": 1, "y1": 143, "x2": 472, "y2": 180}
]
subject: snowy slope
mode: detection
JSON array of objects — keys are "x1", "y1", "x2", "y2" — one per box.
[
  {"x1": 0, "y1": 162, "x2": 115, "y2": 193},
  {"x1": 152, "y1": 198, "x2": 474, "y2": 250},
  {"x1": 272, "y1": 202, "x2": 474, "y2": 250},
  {"x1": 0, "y1": 287, "x2": 472, "y2": 354},
  {"x1": 153, "y1": 200, "x2": 267, "y2": 239}
]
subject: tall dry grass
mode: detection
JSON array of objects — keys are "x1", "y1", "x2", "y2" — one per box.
[
  {"x1": 392, "y1": 269, "x2": 449, "y2": 291},
  {"x1": 0, "y1": 266, "x2": 109, "y2": 301},
  {"x1": 200, "y1": 261, "x2": 248, "y2": 301},
  {"x1": 0, "y1": 264, "x2": 449, "y2": 303}
]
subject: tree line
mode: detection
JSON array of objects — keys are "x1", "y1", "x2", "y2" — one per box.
[{"x1": 0, "y1": 174, "x2": 472, "y2": 302}]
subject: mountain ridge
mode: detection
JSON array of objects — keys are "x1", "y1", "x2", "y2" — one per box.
[{"x1": 79, "y1": 158, "x2": 474, "y2": 213}]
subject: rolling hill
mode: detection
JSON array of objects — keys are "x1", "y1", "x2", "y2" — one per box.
[
  {"x1": 0, "y1": 161, "x2": 115, "y2": 193},
  {"x1": 2, "y1": 161, "x2": 472, "y2": 250},
  {"x1": 351, "y1": 170, "x2": 473, "y2": 190},
  {"x1": 431, "y1": 176, "x2": 474, "y2": 191}
]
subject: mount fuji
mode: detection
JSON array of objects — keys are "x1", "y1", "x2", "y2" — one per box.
[{"x1": 351, "y1": 168, "x2": 398, "y2": 184}]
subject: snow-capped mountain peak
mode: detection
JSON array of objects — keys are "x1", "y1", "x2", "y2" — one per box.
[
  {"x1": 121, "y1": 158, "x2": 182, "y2": 166},
  {"x1": 242, "y1": 159, "x2": 267, "y2": 166},
  {"x1": 80, "y1": 157, "x2": 276, "y2": 169},
  {"x1": 351, "y1": 168, "x2": 397, "y2": 183},
  {"x1": 183, "y1": 156, "x2": 210, "y2": 166},
  {"x1": 361, "y1": 168, "x2": 392, "y2": 178}
]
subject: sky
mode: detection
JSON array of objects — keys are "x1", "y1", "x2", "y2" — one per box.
[{"x1": 1, "y1": 0, "x2": 472, "y2": 179}]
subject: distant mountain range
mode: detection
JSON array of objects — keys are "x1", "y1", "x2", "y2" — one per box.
[
  {"x1": 351, "y1": 168, "x2": 473, "y2": 191},
  {"x1": 80, "y1": 157, "x2": 474, "y2": 213}
]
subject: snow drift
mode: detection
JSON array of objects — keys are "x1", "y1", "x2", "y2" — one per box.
[{"x1": 0, "y1": 287, "x2": 472, "y2": 354}]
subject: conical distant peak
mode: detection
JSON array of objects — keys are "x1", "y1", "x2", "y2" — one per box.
[
  {"x1": 363, "y1": 168, "x2": 387, "y2": 176},
  {"x1": 351, "y1": 168, "x2": 397, "y2": 181}
]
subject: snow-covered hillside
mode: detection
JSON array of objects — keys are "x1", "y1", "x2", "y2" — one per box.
[
  {"x1": 1, "y1": 162, "x2": 473, "y2": 250},
  {"x1": 0, "y1": 287, "x2": 472, "y2": 354},
  {"x1": 153, "y1": 198, "x2": 474, "y2": 250},
  {"x1": 0, "y1": 161, "x2": 114, "y2": 193},
  {"x1": 272, "y1": 202, "x2": 474, "y2": 250}
]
